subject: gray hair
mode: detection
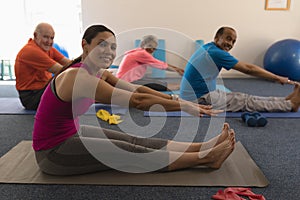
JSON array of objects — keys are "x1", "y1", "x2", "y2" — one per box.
[{"x1": 140, "y1": 35, "x2": 158, "y2": 49}]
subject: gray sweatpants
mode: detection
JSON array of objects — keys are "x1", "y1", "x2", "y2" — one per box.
[
  {"x1": 35, "y1": 125, "x2": 169, "y2": 175},
  {"x1": 199, "y1": 89, "x2": 292, "y2": 112}
]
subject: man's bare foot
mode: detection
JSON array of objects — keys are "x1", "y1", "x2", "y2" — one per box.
[
  {"x1": 286, "y1": 84, "x2": 299, "y2": 100},
  {"x1": 204, "y1": 129, "x2": 235, "y2": 169},
  {"x1": 289, "y1": 85, "x2": 300, "y2": 112}
]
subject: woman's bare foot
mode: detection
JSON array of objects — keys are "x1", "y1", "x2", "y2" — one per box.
[
  {"x1": 167, "y1": 123, "x2": 232, "y2": 153},
  {"x1": 211, "y1": 123, "x2": 231, "y2": 146},
  {"x1": 203, "y1": 129, "x2": 235, "y2": 169},
  {"x1": 200, "y1": 123, "x2": 231, "y2": 151}
]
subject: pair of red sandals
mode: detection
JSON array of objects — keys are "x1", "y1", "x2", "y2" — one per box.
[{"x1": 212, "y1": 187, "x2": 266, "y2": 200}]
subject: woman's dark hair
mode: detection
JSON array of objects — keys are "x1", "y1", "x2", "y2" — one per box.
[
  {"x1": 47, "y1": 24, "x2": 115, "y2": 84},
  {"x1": 82, "y1": 24, "x2": 115, "y2": 44}
]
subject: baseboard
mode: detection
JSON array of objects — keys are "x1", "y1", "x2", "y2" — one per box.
[{"x1": 219, "y1": 69, "x2": 254, "y2": 78}]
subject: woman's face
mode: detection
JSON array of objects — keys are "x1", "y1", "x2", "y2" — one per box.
[
  {"x1": 84, "y1": 31, "x2": 117, "y2": 70},
  {"x1": 144, "y1": 41, "x2": 157, "y2": 54}
]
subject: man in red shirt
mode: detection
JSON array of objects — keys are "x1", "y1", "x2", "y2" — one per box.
[{"x1": 14, "y1": 22, "x2": 71, "y2": 110}]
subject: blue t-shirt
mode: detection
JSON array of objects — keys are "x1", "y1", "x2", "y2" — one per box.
[{"x1": 180, "y1": 42, "x2": 238, "y2": 101}]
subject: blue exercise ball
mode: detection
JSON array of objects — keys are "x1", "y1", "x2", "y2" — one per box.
[
  {"x1": 263, "y1": 39, "x2": 300, "y2": 81},
  {"x1": 53, "y1": 43, "x2": 69, "y2": 58}
]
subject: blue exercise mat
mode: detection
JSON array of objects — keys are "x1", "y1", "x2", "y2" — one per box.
[
  {"x1": 0, "y1": 98, "x2": 128, "y2": 115},
  {"x1": 144, "y1": 109, "x2": 300, "y2": 118},
  {"x1": 0, "y1": 98, "x2": 36, "y2": 115},
  {"x1": 89, "y1": 103, "x2": 128, "y2": 115}
]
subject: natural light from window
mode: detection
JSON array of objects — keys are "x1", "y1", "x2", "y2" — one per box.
[{"x1": 0, "y1": 0, "x2": 82, "y2": 61}]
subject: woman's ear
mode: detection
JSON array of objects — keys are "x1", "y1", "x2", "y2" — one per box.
[
  {"x1": 82, "y1": 39, "x2": 87, "y2": 48},
  {"x1": 82, "y1": 39, "x2": 88, "y2": 54}
]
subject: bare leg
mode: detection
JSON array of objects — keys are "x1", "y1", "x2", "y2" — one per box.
[
  {"x1": 167, "y1": 129, "x2": 235, "y2": 171},
  {"x1": 166, "y1": 123, "x2": 231, "y2": 152}
]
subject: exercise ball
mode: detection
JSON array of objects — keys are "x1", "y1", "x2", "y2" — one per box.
[
  {"x1": 263, "y1": 39, "x2": 300, "y2": 81},
  {"x1": 53, "y1": 43, "x2": 69, "y2": 58}
]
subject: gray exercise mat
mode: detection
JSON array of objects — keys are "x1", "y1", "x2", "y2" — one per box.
[{"x1": 0, "y1": 141, "x2": 269, "y2": 187}]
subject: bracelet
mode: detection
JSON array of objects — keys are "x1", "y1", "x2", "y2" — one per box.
[{"x1": 170, "y1": 94, "x2": 179, "y2": 101}]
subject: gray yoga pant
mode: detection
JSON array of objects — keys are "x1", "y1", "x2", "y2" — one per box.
[{"x1": 35, "y1": 125, "x2": 169, "y2": 175}]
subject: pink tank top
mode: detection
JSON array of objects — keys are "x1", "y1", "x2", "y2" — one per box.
[{"x1": 32, "y1": 63, "x2": 95, "y2": 151}]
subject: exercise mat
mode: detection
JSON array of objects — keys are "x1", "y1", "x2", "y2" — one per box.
[
  {"x1": 0, "y1": 141, "x2": 269, "y2": 187},
  {"x1": 144, "y1": 110, "x2": 300, "y2": 118},
  {"x1": 0, "y1": 98, "x2": 36, "y2": 115},
  {"x1": 0, "y1": 98, "x2": 128, "y2": 115}
]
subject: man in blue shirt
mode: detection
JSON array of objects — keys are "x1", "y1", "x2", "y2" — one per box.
[{"x1": 180, "y1": 26, "x2": 300, "y2": 112}]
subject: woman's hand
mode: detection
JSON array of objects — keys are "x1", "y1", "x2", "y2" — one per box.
[
  {"x1": 175, "y1": 67, "x2": 185, "y2": 76},
  {"x1": 197, "y1": 104, "x2": 224, "y2": 117},
  {"x1": 180, "y1": 99, "x2": 224, "y2": 117},
  {"x1": 168, "y1": 64, "x2": 185, "y2": 76}
]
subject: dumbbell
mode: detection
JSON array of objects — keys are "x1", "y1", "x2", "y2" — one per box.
[
  {"x1": 241, "y1": 112, "x2": 257, "y2": 127},
  {"x1": 252, "y1": 112, "x2": 268, "y2": 127},
  {"x1": 241, "y1": 112, "x2": 268, "y2": 127}
]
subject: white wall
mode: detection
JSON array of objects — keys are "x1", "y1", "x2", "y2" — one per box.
[
  {"x1": 81, "y1": 0, "x2": 300, "y2": 77},
  {"x1": 0, "y1": 0, "x2": 82, "y2": 60}
]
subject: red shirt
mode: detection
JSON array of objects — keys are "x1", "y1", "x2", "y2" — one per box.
[{"x1": 15, "y1": 38, "x2": 64, "y2": 90}]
